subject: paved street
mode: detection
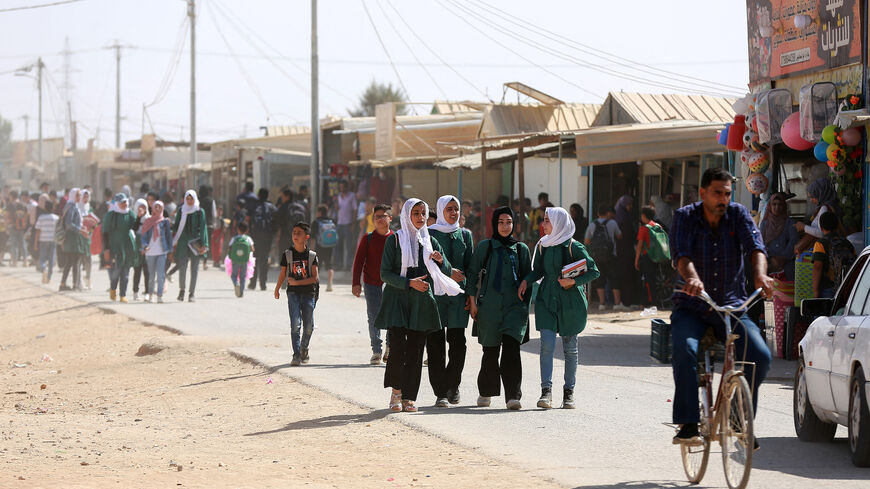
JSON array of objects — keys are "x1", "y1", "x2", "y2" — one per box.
[{"x1": 4, "y1": 261, "x2": 867, "y2": 488}]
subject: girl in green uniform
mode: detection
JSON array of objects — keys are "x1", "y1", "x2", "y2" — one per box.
[
  {"x1": 60, "y1": 188, "x2": 88, "y2": 291},
  {"x1": 466, "y1": 206, "x2": 532, "y2": 410},
  {"x1": 101, "y1": 193, "x2": 137, "y2": 302},
  {"x1": 172, "y1": 189, "x2": 209, "y2": 302},
  {"x1": 519, "y1": 207, "x2": 600, "y2": 409},
  {"x1": 376, "y1": 198, "x2": 462, "y2": 412},
  {"x1": 427, "y1": 195, "x2": 474, "y2": 407}
]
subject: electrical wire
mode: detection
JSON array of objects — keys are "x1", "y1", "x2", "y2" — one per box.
[
  {"x1": 146, "y1": 13, "x2": 189, "y2": 108},
  {"x1": 0, "y1": 0, "x2": 85, "y2": 13},
  {"x1": 360, "y1": 0, "x2": 412, "y2": 107}
]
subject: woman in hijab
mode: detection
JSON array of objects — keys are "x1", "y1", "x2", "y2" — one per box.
[
  {"x1": 78, "y1": 189, "x2": 96, "y2": 289},
  {"x1": 375, "y1": 198, "x2": 461, "y2": 413},
  {"x1": 761, "y1": 193, "x2": 799, "y2": 278},
  {"x1": 518, "y1": 207, "x2": 600, "y2": 410},
  {"x1": 795, "y1": 178, "x2": 841, "y2": 249},
  {"x1": 59, "y1": 188, "x2": 89, "y2": 291},
  {"x1": 131, "y1": 199, "x2": 152, "y2": 301},
  {"x1": 649, "y1": 195, "x2": 673, "y2": 230},
  {"x1": 101, "y1": 193, "x2": 137, "y2": 302},
  {"x1": 172, "y1": 189, "x2": 209, "y2": 302},
  {"x1": 465, "y1": 206, "x2": 532, "y2": 410},
  {"x1": 569, "y1": 203, "x2": 588, "y2": 242},
  {"x1": 141, "y1": 200, "x2": 171, "y2": 303},
  {"x1": 427, "y1": 195, "x2": 474, "y2": 407}
]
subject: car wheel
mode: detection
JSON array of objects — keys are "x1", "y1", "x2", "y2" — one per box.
[
  {"x1": 848, "y1": 368, "x2": 870, "y2": 467},
  {"x1": 794, "y1": 356, "x2": 836, "y2": 442}
]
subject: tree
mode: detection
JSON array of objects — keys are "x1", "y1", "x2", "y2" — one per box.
[
  {"x1": 0, "y1": 113, "x2": 12, "y2": 161},
  {"x1": 348, "y1": 80, "x2": 408, "y2": 117}
]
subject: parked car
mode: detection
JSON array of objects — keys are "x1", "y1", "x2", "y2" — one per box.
[{"x1": 794, "y1": 246, "x2": 870, "y2": 466}]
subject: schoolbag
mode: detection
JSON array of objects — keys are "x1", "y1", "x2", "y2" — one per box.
[
  {"x1": 228, "y1": 235, "x2": 252, "y2": 264},
  {"x1": 822, "y1": 235, "x2": 857, "y2": 290},
  {"x1": 251, "y1": 202, "x2": 274, "y2": 234},
  {"x1": 589, "y1": 220, "x2": 614, "y2": 262},
  {"x1": 318, "y1": 218, "x2": 338, "y2": 247},
  {"x1": 644, "y1": 223, "x2": 671, "y2": 263}
]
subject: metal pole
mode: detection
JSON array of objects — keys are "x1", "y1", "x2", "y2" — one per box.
[
  {"x1": 114, "y1": 41, "x2": 121, "y2": 148},
  {"x1": 189, "y1": 0, "x2": 196, "y2": 166},
  {"x1": 37, "y1": 57, "x2": 43, "y2": 170},
  {"x1": 310, "y1": 0, "x2": 319, "y2": 222},
  {"x1": 457, "y1": 169, "x2": 463, "y2": 202},
  {"x1": 558, "y1": 138, "x2": 563, "y2": 207}
]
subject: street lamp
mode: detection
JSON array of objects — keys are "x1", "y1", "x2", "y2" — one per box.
[{"x1": 14, "y1": 58, "x2": 44, "y2": 170}]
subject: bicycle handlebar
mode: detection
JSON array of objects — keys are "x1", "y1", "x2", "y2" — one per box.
[{"x1": 673, "y1": 287, "x2": 763, "y2": 314}]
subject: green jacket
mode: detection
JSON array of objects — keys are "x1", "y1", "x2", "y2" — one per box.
[
  {"x1": 466, "y1": 239, "x2": 532, "y2": 347},
  {"x1": 430, "y1": 228, "x2": 474, "y2": 329},
  {"x1": 374, "y1": 233, "x2": 452, "y2": 333},
  {"x1": 524, "y1": 239, "x2": 600, "y2": 336},
  {"x1": 171, "y1": 209, "x2": 209, "y2": 261},
  {"x1": 101, "y1": 211, "x2": 137, "y2": 269}
]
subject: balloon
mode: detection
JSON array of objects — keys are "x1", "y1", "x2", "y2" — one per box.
[
  {"x1": 842, "y1": 127, "x2": 862, "y2": 147},
  {"x1": 745, "y1": 173, "x2": 769, "y2": 196},
  {"x1": 821, "y1": 124, "x2": 839, "y2": 144},
  {"x1": 814, "y1": 141, "x2": 830, "y2": 162},
  {"x1": 780, "y1": 112, "x2": 814, "y2": 150},
  {"x1": 826, "y1": 144, "x2": 844, "y2": 163},
  {"x1": 718, "y1": 124, "x2": 730, "y2": 145}
]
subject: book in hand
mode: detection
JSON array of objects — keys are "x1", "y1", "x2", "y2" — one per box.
[
  {"x1": 561, "y1": 259, "x2": 587, "y2": 279},
  {"x1": 187, "y1": 238, "x2": 209, "y2": 256}
]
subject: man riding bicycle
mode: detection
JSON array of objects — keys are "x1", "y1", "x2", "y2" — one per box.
[{"x1": 669, "y1": 167, "x2": 773, "y2": 447}]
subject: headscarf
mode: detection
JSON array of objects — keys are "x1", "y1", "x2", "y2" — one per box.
[
  {"x1": 172, "y1": 189, "x2": 200, "y2": 245},
  {"x1": 134, "y1": 198, "x2": 151, "y2": 221},
  {"x1": 760, "y1": 192, "x2": 788, "y2": 243},
  {"x1": 650, "y1": 195, "x2": 673, "y2": 227},
  {"x1": 615, "y1": 195, "x2": 634, "y2": 231},
  {"x1": 491, "y1": 206, "x2": 518, "y2": 246},
  {"x1": 78, "y1": 189, "x2": 91, "y2": 216},
  {"x1": 141, "y1": 200, "x2": 166, "y2": 238},
  {"x1": 108, "y1": 193, "x2": 128, "y2": 214},
  {"x1": 397, "y1": 198, "x2": 463, "y2": 297},
  {"x1": 807, "y1": 177, "x2": 840, "y2": 214},
  {"x1": 428, "y1": 195, "x2": 461, "y2": 234},
  {"x1": 64, "y1": 188, "x2": 81, "y2": 214},
  {"x1": 532, "y1": 207, "x2": 576, "y2": 266}
]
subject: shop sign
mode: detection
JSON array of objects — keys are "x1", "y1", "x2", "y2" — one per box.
[{"x1": 747, "y1": 0, "x2": 861, "y2": 83}]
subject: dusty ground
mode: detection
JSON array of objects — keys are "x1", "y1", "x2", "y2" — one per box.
[{"x1": 0, "y1": 273, "x2": 565, "y2": 489}]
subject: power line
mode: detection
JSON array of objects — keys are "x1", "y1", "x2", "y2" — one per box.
[
  {"x1": 0, "y1": 0, "x2": 85, "y2": 13},
  {"x1": 146, "y1": 13, "x2": 189, "y2": 108},
  {"x1": 360, "y1": 0, "x2": 412, "y2": 105}
]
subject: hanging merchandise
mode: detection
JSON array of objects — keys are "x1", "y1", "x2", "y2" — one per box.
[
  {"x1": 813, "y1": 141, "x2": 830, "y2": 162},
  {"x1": 727, "y1": 115, "x2": 747, "y2": 151},
  {"x1": 756, "y1": 89, "x2": 792, "y2": 144},
  {"x1": 717, "y1": 124, "x2": 730, "y2": 145},
  {"x1": 780, "y1": 112, "x2": 814, "y2": 151},
  {"x1": 746, "y1": 151, "x2": 770, "y2": 174},
  {"x1": 745, "y1": 173, "x2": 769, "y2": 196},
  {"x1": 821, "y1": 124, "x2": 840, "y2": 145},
  {"x1": 799, "y1": 82, "x2": 837, "y2": 143},
  {"x1": 842, "y1": 128, "x2": 862, "y2": 146}
]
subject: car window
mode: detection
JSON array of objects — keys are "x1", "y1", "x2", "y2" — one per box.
[
  {"x1": 845, "y1": 255, "x2": 870, "y2": 315},
  {"x1": 833, "y1": 253, "x2": 867, "y2": 315}
]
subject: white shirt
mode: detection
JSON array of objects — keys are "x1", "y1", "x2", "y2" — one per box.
[
  {"x1": 804, "y1": 204, "x2": 830, "y2": 239},
  {"x1": 146, "y1": 232, "x2": 165, "y2": 256}
]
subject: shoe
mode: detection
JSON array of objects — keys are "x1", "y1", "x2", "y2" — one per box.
[
  {"x1": 234, "y1": 284, "x2": 241, "y2": 297},
  {"x1": 301, "y1": 349, "x2": 309, "y2": 364},
  {"x1": 731, "y1": 420, "x2": 760, "y2": 451},
  {"x1": 447, "y1": 388, "x2": 461, "y2": 405},
  {"x1": 402, "y1": 400, "x2": 418, "y2": 412},
  {"x1": 389, "y1": 392, "x2": 402, "y2": 412},
  {"x1": 166, "y1": 274, "x2": 173, "y2": 283},
  {"x1": 672, "y1": 423, "x2": 702, "y2": 445},
  {"x1": 144, "y1": 294, "x2": 152, "y2": 303},
  {"x1": 598, "y1": 304, "x2": 606, "y2": 311},
  {"x1": 370, "y1": 353, "x2": 382, "y2": 365},
  {"x1": 613, "y1": 304, "x2": 632, "y2": 312},
  {"x1": 85, "y1": 278, "x2": 91, "y2": 290},
  {"x1": 59, "y1": 284, "x2": 72, "y2": 292},
  {"x1": 247, "y1": 283, "x2": 256, "y2": 290},
  {"x1": 290, "y1": 355, "x2": 301, "y2": 366},
  {"x1": 203, "y1": 262, "x2": 208, "y2": 270},
  {"x1": 477, "y1": 395, "x2": 491, "y2": 407},
  {"x1": 42, "y1": 269, "x2": 48, "y2": 284},
  {"x1": 133, "y1": 292, "x2": 139, "y2": 301},
  {"x1": 157, "y1": 296, "x2": 164, "y2": 303},
  {"x1": 537, "y1": 388, "x2": 553, "y2": 409},
  {"x1": 178, "y1": 290, "x2": 185, "y2": 301},
  {"x1": 119, "y1": 297, "x2": 128, "y2": 303},
  {"x1": 260, "y1": 285, "x2": 267, "y2": 291},
  {"x1": 506, "y1": 399, "x2": 522, "y2": 410},
  {"x1": 383, "y1": 346, "x2": 390, "y2": 363},
  {"x1": 435, "y1": 397, "x2": 449, "y2": 408},
  {"x1": 562, "y1": 388, "x2": 575, "y2": 409},
  {"x1": 326, "y1": 284, "x2": 333, "y2": 292},
  {"x1": 188, "y1": 294, "x2": 195, "y2": 303},
  {"x1": 109, "y1": 289, "x2": 117, "y2": 301}
]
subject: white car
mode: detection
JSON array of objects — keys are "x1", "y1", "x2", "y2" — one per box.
[{"x1": 794, "y1": 246, "x2": 870, "y2": 466}]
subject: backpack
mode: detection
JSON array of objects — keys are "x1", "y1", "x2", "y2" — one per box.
[
  {"x1": 251, "y1": 202, "x2": 274, "y2": 234},
  {"x1": 589, "y1": 220, "x2": 614, "y2": 262},
  {"x1": 644, "y1": 223, "x2": 671, "y2": 263},
  {"x1": 228, "y1": 235, "x2": 252, "y2": 264},
  {"x1": 54, "y1": 208, "x2": 67, "y2": 246},
  {"x1": 822, "y1": 235, "x2": 857, "y2": 289},
  {"x1": 13, "y1": 206, "x2": 28, "y2": 231},
  {"x1": 317, "y1": 218, "x2": 338, "y2": 247}
]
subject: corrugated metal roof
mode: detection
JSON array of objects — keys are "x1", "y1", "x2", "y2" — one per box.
[
  {"x1": 435, "y1": 141, "x2": 566, "y2": 170},
  {"x1": 430, "y1": 101, "x2": 487, "y2": 114},
  {"x1": 482, "y1": 103, "x2": 601, "y2": 136},
  {"x1": 592, "y1": 92, "x2": 736, "y2": 126},
  {"x1": 262, "y1": 125, "x2": 310, "y2": 136}
]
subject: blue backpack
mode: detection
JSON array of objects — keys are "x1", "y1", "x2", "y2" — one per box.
[{"x1": 318, "y1": 219, "x2": 338, "y2": 248}]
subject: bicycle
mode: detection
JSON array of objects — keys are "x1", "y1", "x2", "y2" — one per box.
[{"x1": 674, "y1": 288, "x2": 762, "y2": 489}]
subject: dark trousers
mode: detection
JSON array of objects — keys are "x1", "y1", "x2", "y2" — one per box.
[
  {"x1": 639, "y1": 255, "x2": 658, "y2": 307},
  {"x1": 426, "y1": 327, "x2": 467, "y2": 398},
  {"x1": 60, "y1": 251, "x2": 81, "y2": 287},
  {"x1": 478, "y1": 334, "x2": 522, "y2": 401},
  {"x1": 132, "y1": 261, "x2": 150, "y2": 294},
  {"x1": 250, "y1": 237, "x2": 272, "y2": 288},
  {"x1": 383, "y1": 328, "x2": 428, "y2": 401}
]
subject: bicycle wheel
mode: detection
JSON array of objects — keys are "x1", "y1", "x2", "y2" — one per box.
[
  {"x1": 721, "y1": 375, "x2": 754, "y2": 489},
  {"x1": 680, "y1": 391, "x2": 710, "y2": 484}
]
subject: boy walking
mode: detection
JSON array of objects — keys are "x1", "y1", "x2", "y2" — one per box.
[
  {"x1": 34, "y1": 201, "x2": 59, "y2": 283},
  {"x1": 310, "y1": 204, "x2": 337, "y2": 292},
  {"x1": 228, "y1": 222, "x2": 254, "y2": 297},
  {"x1": 351, "y1": 203, "x2": 393, "y2": 364},
  {"x1": 274, "y1": 222, "x2": 319, "y2": 366}
]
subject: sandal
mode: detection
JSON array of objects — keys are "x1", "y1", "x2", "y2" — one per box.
[
  {"x1": 402, "y1": 400, "x2": 418, "y2": 412},
  {"x1": 389, "y1": 392, "x2": 402, "y2": 412}
]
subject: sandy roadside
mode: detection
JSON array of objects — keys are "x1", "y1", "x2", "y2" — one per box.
[{"x1": 0, "y1": 273, "x2": 566, "y2": 489}]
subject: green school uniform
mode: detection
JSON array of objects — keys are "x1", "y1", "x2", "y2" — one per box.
[
  {"x1": 524, "y1": 239, "x2": 600, "y2": 336},
  {"x1": 465, "y1": 239, "x2": 532, "y2": 347},
  {"x1": 101, "y1": 211, "x2": 137, "y2": 268},
  {"x1": 171, "y1": 209, "x2": 209, "y2": 261},
  {"x1": 429, "y1": 228, "x2": 474, "y2": 329},
  {"x1": 374, "y1": 233, "x2": 453, "y2": 333}
]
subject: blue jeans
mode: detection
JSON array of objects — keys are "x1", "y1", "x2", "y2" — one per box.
[
  {"x1": 109, "y1": 265, "x2": 130, "y2": 297},
  {"x1": 231, "y1": 262, "x2": 246, "y2": 295},
  {"x1": 364, "y1": 282, "x2": 384, "y2": 353},
  {"x1": 145, "y1": 254, "x2": 167, "y2": 297},
  {"x1": 539, "y1": 329, "x2": 579, "y2": 390},
  {"x1": 9, "y1": 230, "x2": 27, "y2": 262},
  {"x1": 337, "y1": 223, "x2": 354, "y2": 269},
  {"x1": 176, "y1": 253, "x2": 200, "y2": 294},
  {"x1": 38, "y1": 241, "x2": 56, "y2": 279},
  {"x1": 287, "y1": 292, "x2": 316, "y2": 357},
  {"x1": 671, "y1": 308, "x2": 772, "y2": 424}
]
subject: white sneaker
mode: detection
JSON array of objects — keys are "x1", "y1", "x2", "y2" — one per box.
[
  {"x1": 506, "y1": 399, "x2": 522, "y2": 410},
  {"x1": 157, "y1": 296, "x2": 164, "y2": 303},
  {"x1": 598, "y1": 304, "x2": 606, "y2": 311},
  {"x1": 133, "y1": 292, "x2": 139, "y2": 301},
  {"x1": 144, "y1": 294, "x2": 152, "y2": 303},
  {"x1": 477, "y1": 396, "x2": 491, "y2": 407}
]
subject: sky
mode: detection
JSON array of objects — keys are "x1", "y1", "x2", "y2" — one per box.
[{"x1": 0, "y1": 0, "x2": 750, "y2": 147}]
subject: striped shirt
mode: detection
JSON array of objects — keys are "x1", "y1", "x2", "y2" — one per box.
[{"x1": 34, "y1": 213, "x2": 59, "y2": 242}]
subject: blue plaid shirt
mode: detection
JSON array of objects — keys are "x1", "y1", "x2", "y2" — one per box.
[{"x1": 669, "y1": 202, "x2": 766, "y2": 314}]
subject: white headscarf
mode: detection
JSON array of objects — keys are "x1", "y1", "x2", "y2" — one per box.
[
  {"x1": 64, "y1": 188, "x2": 80, "y2": 214},
  {"x1": 108, "y1": 193, "x2": 128, "y2": 214},
  {"x1": 78, "y1": 189, "x2": 91, "y2": 215},
  {"x1": 428, "y1": 195, "x2": 460, "y2": 234},
  {"x1": 532, "y1": 207, "x2": 576, "y2": 266},
  {"x1": 134, "y1": 198, "x2": 151, "y2": 221},
  {"x1": 397, "y1": 198, "x2": 463, "y2": 297},
  {"x1": 172, "y1": 189, "x2": 200, "y2": 245}
]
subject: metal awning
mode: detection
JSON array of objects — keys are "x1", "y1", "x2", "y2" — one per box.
[
  {"x1": 574, "y1": 121, "x2": 726, "y2": 166},
  {"x1": 434, "y1": 141, "x2": 567, "y2": 170},
  {"x1": 834, "y1": 109, "x2": 870, "y2": 129},
  {"x1": 349, "y1": 155, "x2": 450, "y2": 168}
]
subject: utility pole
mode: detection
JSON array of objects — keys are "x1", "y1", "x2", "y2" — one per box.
[
  {"x1": 61, "y1": 36, "x2": 75, "y2": 148},
  {"x1": 21, "y1": 115, "x2": 29, "y2": 142},
  {"x1": 113, "y1": 40, "x2": 121, "y2": 148},
  {"x1": 37, "y1": 57, "x2": 43, "y2": 170},
  {"x1": 310, "y1": 0, "x2": 319, "y2": 222},
  {"x1": 188, "y1": 0, "x2": 197, "y2": 165}
]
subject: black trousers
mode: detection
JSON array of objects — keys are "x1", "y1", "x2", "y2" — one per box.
[
  {"x1": 478, "y1": 334, "x2": 522, "y2": 401},
  {"x1": 250, "y1": 237, "x2": 272, "y2": 288},
  {"x1": 383, "y1": 328, "x2": 428, "y2": 401},
  {"x1": 132, "y1": 261, "x2": 150, "y2": 294},
  {"x1": 639, "y1": 255, "x2": 658, "y2": 307},
  {"x1": 426, "y1": 327, "x2": 467, "y2": 398},
  {"x1": 60, "y1": 251, "x2": 81, "y2": 287}
]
